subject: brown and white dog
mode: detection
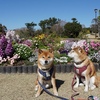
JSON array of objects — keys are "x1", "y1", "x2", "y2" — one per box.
[
  {"x1": 35, "y1": 49, "x2": 58, "y2": 97},
  {"x1": 68, "y1": 46, "x2": 99, "y2": 92}
]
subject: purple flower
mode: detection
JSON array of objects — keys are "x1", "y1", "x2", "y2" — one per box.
[
  {"x1": 5, "y1": 42, "x2": 14, "y2": 57},
  {"x1": 0, "y1": 35, "x2": 8, "y2": 50},
  {"x1": 22, "y1": 39, "x2": 32, "y2": 47},
  {"x1": 0, "y1": 47, "x2": 5, "y2": 58}
]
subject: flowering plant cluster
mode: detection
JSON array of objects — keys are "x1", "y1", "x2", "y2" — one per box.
[
  {"x1": 37, "y1": 34, "x2": 45, "y2": 40},
  {"x1": 5, "y1": 30, "x2": 20, "y2": 42},
  {"x1": 13, "y1": 43, "x2": 32, "y2": 60},
  {"x1": 32, "y1": 34, "x2": 45, "y2": 49},
  {"x1": 63, "y1": 40, "x2": 100, "y2": 63},
  {"x1": 22, "y1": 39, "x2": 33, "y2": 47},
  {"x1": 0, "y1": 35, "x2": 20, "y2": 65},
  {"x1": 32, "y1": 33, "x2": 60, "y2": 49},
  {"x1": 0, "y1": 35, "x2": 14, "y2": 58},
  {"x1": 83, "y1": 40, "x2": 100, "y2": 62},
  {"x1": 1, "y1": 30, "x2": 100, "y2": 65}
]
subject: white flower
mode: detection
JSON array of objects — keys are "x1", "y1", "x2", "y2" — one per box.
[{"x1": 54, "y1": 57, "x2": 68, "y2": 63}]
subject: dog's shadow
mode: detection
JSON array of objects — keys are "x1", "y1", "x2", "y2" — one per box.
[{"x1": 56, "y1": 79, "x2": 65, "y2": 90}]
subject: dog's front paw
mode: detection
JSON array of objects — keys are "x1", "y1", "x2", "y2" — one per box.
[
  {"x1": 35, "y1": 92, "x2": 40, "y2": 97},
  {"x1": 84, "y1": 88, "x2": 88, "y2": 92},
  {"x1": 79, "y1": 83, "x2": 84, "y2": 86},
  {"x1": 74, "y1": 84, "x2": 78, "y2": 88},
  {"x1": 90, "y1": 85, "x2": 96, "y2": 90},
  {"x1": 35, "y1": 87, "x2": 38, "y2": 91},
  {"x1": 35, "y1": 93, "x2": 40, "y2": 97},
  {"x1": 54, "y1": 92, "x2": 58, "y2": 96}
]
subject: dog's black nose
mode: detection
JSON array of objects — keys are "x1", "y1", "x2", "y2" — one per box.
[{"x1": 45, "y1": 60, "x2": 48, "y2": 64}]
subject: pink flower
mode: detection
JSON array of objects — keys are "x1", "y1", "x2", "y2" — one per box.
[{"x1": 22, "y1": 39, "x2": 32, "y2": 47}]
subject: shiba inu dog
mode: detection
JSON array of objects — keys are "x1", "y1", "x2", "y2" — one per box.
[
  {"x1": 68, "y1": 46, "x2": 99, "y2": 92},
  {"x1": 35, "y1": 49, "x2": 58, "y2": 97}
]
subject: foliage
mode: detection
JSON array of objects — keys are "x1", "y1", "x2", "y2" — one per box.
[
  {"x1": 32, "y1": 33, "x2": 61, "y2": 50},
  {"x1": 0, "y1": 30, "x2": 100, "y2": 66},
  {"x1": 71, "y1": 18, "x2": 77, "y2": 23},
  {"x1": 91, "y1": 24, "x2": 98, "y2": 33},
  {"x1": 78, "y1": 27, "x2": 91, "y2": 39},
  {"x1": 0, "y1": 23, "x2": 7, "y2": 34},
  {"x1": 13, "y1": 43, "x2": 32, "y2": 60},
  {"x1": 51, "y1": 20, "x2": 66, "y2": 37},
  {"x1": 25, "y1": 22, "x2": 37, "y2": 36},
  {"x1": 15, "y1": 17, "x2": 84, "y2": 38},
  {"x1": 25, "y1": 22, "x2": 37, "y2": 30},
  {"x1": 39, "y1": 17, "x2": 60, "y2": 32},
  {"x1": 15, "y1": 29, "x2": 31, "y2": 39},
  {"x1": 64, "y1": 19, "x2": 82, "y2": 38},
  {"x1": 98, "y1": 16, "x2": 100, "y2": 21}
]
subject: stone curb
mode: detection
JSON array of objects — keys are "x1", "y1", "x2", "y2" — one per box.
[{"x1": 0, "y1": 63, "x2": 100, "y2": 74}]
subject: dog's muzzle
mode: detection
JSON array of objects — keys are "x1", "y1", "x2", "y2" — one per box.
[{"x1": 45, "y1": 60, "x2": 48, "y2": 64}]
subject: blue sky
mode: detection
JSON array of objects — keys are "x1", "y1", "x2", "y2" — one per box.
[{"x1": 0, "y1": 0, "x2": 100, "y2": 30}]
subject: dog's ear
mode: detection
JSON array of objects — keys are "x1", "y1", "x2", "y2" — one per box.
[
  {"x1": 78, "y1": 47, "x2": 86, "y2": 55},
  {"x1": 49, "y1": 48, "x2": 53, "y2": 53},
  {"x1": 78, "y1": 47, "x2": 82, "y2": 53},
  {"x1": 38, "y1": 49, "x2": 43, "y2": 54}
]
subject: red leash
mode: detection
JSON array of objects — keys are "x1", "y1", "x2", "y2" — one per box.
[{"x1": 71, "y1": 74, "x2": 79, "y2": 100}]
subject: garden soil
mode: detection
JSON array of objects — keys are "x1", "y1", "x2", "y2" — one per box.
[{"x1": 0, "y1": 72, "x2": 100, "y2": 100}]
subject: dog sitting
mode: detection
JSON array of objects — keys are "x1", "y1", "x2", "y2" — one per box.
[
  {"x1": 35, "y1": 49, "x2": 58, "y2": 97},
  {"x1": 68, "y1": 46, "x2": 99, "y2": 92}
]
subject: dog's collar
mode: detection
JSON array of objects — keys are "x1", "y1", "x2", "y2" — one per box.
[
  {"x1": 74, "y1": 58, "x2": 86, "y2": 65},
  {"x1": 38, "y1": 67, "x2": 54, "y2": 80}
]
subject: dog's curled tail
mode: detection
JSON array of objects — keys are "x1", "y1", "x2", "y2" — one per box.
[
  {"x1": 97, "y1": 76, "x2": 100, "y2": 82},
  {"x1": 89, "y1": 61, "x2": 97, "y2": 77},
  {"x1": 95, "y1": 76, "x2": 100, "y2": 87}
]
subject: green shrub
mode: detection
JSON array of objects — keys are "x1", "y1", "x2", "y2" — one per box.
[{"x1": 14, "y1": 43, "x2": 32, "y2": 60}]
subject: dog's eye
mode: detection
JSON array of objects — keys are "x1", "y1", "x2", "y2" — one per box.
[
  {"x1": 48, "y1": 56, "x2": 50, "y2": 58},
  {"x1": 71, "y1": 50, "x2": 74, "y2": 52},
  {"x1": 42, "y1": 56, "x2": 45, "y2": 58}
]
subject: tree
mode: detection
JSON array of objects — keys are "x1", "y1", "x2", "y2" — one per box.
[
  {"x1": 25, "y1": 22, "x2": 37, "y2": 36},
  {"x1": 91, "y1": 16, "x2": 99, "y2": 35},
  {"x1": 91, "y1": 24, "x2": 98, "y2": 33},
  {"x1": 71, "y1": 18, "x2": 77, "y2": 23},
  {"x1": 64, "y1": 18, "x2": 82, "y2": 38},
  {"x1": 50, "y1": 20, "x2": 66, "y2": 37},
  {"x1": 0, "y1": 24, "x2": 7, "y2": 35},
  {"x1": 98, "y1": 10, "x2": 100, "y2": 37},
  {"x1": 38, "y1": 20, "x2": 46, "y2": 32},
  {"x1": 38, "y1": 17, "x2": 60, "y2": 32}
]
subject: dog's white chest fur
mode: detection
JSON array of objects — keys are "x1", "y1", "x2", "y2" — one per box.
[{"x1": 46, "y1": 72, "x2": 50, "y2": 77}]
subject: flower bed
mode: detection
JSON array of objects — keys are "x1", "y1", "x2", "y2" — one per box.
[{"x1": 0, "y1": 32, "x2": 100, "y2": 73}]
